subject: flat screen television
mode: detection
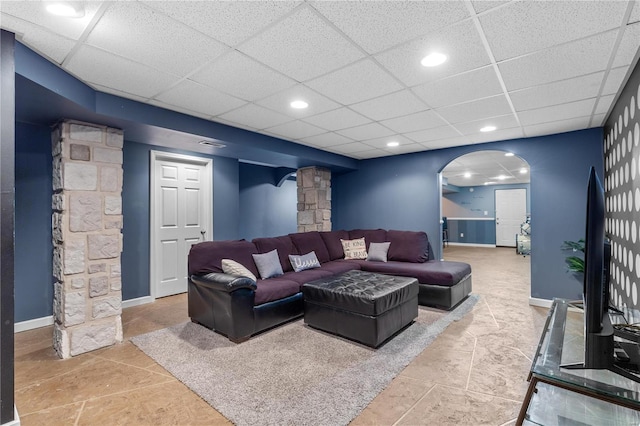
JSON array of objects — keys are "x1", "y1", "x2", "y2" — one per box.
[{"x1": 563, "y1": 167, "x2": 640, "y2": 382}]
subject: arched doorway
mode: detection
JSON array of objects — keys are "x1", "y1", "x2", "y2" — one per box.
[{"x1": 439, "y1": 150, "x2": 531, "y2": 257}]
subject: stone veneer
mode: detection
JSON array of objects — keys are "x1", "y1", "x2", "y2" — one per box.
[
  {"x1": 297, "y1": 166, "x2": 331, "y2": 232},
  {"x1": 52, "y1": 120, "x2": 123, "y2": 358}
]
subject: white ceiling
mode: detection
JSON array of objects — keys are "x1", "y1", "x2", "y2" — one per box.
[{"x1": 2, "y1": 0, "x2": 640, "y2": 160}]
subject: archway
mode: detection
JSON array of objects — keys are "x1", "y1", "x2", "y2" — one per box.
[{"x1": 439, "y1": 150, "x2": 531, "y2": 258}]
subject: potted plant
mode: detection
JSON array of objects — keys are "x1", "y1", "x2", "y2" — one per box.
[{"x1": 562, "y1": 239, "x2": 585, "y2": 274}]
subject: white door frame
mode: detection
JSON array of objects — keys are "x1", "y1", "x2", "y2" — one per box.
[
  {"x1": 495, "y1": 188, "x2": 527, "y2": 247},
  {"x1": 149, "y1": 150, "x2": 213, "y2": 301}
]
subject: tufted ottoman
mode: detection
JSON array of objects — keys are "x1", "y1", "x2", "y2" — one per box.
[{"x1": 302, "y1": 270, "x2": 419, "y2": 348}]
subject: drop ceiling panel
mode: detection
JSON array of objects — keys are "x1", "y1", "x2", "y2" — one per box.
[
  {"x1": 303, "y1": 107, "x2": 371, "y2": 131},
  {"x1": 595, "y1": 95, "x2": 615, "y2": 115},
  {"x1": 471, "y1": 1, "x2": 510, "y2": 14},
  {"x1": 264, "y1": 120, "x2": 325, "y2": 140},
  {"x1": 413, "y1": 66, "x2": 504, "y2": 109},
  {"x1": 66, "y1": 45, "x2": 181, "y2": 99},
  {"x1": 300, "y1": 132, "x2": 354, "y2": 148},
  {"x1": 190, "y1": 51, "x2": 297, "y2": 101},
  {"x1": 306, "y1": 59, "x2": 403, "y2": 105},
  {"x1": 329, "y1": 142, "x2": 375, "y2": 154},
  {"x1": 349, "y1": 90, "x2": 427, "y2": 121},
  {"x1": 351, "y1": 149, "x2": 391, "y2": 159},
  {"x1": 630, "y1": 1, "x2": 640, "y2": 23},
  {"x1": 217, "y1": 103, "x2": 292, "y2": 130},
  {"x1": 384, "y1": 143, "x2": 426, "y2": 155},
  {"x1": 453, "y1": 114, "x2": 519, "y2": 135},
  {"x1": 86, "y1": 2, "x2": 227, "y2": 78},
  {"x1": 613, "y1": 22, "x2": 640, "y2": 68},
  {"x1": 310, "y1": 1, "x2": 469, "y2": 54},
  {"x1": 142, "y1": 1, "x2": 300, "y2": 46},
  {"x1": 0, "y1": 1, "x2": 103, "y2": 40},
  {"x1": 479, "y1": 1, "x2": 628, "y2": 61},
  {"x1": 405, "y1": 125, "x2": 461, "y2": 143},
  {"x1": 524, "y1": 116, "x2": 593, "y2": 138},
  {"x1": 155, "y1": 80, "x2": 246, "y2": 117},
  {"x1": 336, "y1": 123, "x2": 395, "y2": 141},
  {"x1": 239, "y1": 7, "x2": 365, "y2": 82},
  {"x1": 436, "y1": 95, "x2": 512, "y2": 125},
  {"x1": 380, "y1": 110, "x2": 448, "y2": 133},
  {"x1": 519, "y1": 99, "x2": 596, "y2": 126},
  {"x1": 375, "y1": 20, "x2": 492, "y2": 87},
  {"x1": 255, "y1": 85, "x2": 340, "y2": 119},
  {"x1": 148, "y1": 99, "x2": 211, "y2": 120},
  {"x1": 360, "y1": 135, "x2": 414, "y2": 149},
  {"x1": 603, "y1": 67, "x2": 630, "y2": 95},
  {"x1": 498, "y1": 30, "x2": 618, "y2": 91},
  {"x1": 510, "y1": 73, "x2": 604, "y2": 112},
  {"x1": 2, "y1": 14, "x2": 76, "y2": 64}
]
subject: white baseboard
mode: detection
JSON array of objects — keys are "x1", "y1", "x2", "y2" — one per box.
[
  {"x1": 15, "y1": 296, "x2": 154, "y2": 333},
  {"x1": 445, "y1": 242, "x2": 497, "y2": 248},
  {"x1": 122, "y1": 296, "x2": 154, "y2": 309},
  {"x1": 1, "y1": 406, "x2": 20, "y2": 426},
  {"x1": 14, "y1": 316, "x2": 53, "y2": 333},
  {"x1": 529, "y1": 297, "x2": 552, "y2": 308}
]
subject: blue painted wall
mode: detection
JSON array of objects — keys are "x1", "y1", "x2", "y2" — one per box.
[
  {"x1": 333, "y1": 128, "x2": 603, "y2": 301},
  {"x1": 238, "y1": 163, "x2": 297, "y2": 240},
  {"x1": 446, "y1": 220, "x2": 496, "y2": 245},
  {"x1": 121, "y1": 141, "x2": 240, "y2": 301},
  {"x1": 15, "y1": 122, "x2": 53, "y2": 321}
]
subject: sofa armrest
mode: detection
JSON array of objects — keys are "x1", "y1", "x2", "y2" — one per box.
[{"x1": 190, "y1": 273, "x2": 257, "y2": 293}]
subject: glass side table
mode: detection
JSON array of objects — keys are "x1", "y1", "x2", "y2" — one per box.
[{"x1": 517, "y1": 298, "x2": 640, "y2": 425}]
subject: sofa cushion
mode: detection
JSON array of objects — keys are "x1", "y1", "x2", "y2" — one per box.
[
  {"x1": 252, "y1": 249, "x2": 284, "y2": 279},
  {"x1": 188, "y1": 240, "x2": 259, "y2": 277},
  {"x1": 281, "y1": 268, "x2": 334, "y2": 286},
  {"x1": 320, "y1": 260, "x2": 362, "y2": 275},
  {"x1": 320, "y1": 230, "x2": 350, "y2": 260},
  {"x1": 367, "y1": 242, "x2": 391, "y2": 262},
  {"x1": 253, "y1": 235, "x2": 297, "y2": 272},
  {"x1": 360, "y1": 260, "x2": 471, "y2": 287},
  {"x1": 254, "y1": 278, "x2": 300, "y2": 306},
  {"x1": 221, "y1": 259, "x2": 257, "y2": 282},
  {"x1": 289, "y1": 251, "x2": 321, "y2": 272},
  {"x1": 348, "y1": 229, "x2": 387, "y2": 249},
  {"x1": 387, "y1": 230, "x2": 430, "y2": 263},
  {"x1": 289, "y1": 232, "x2": 330, "y2": 263},
  {"x1": 341, "y1": 238, "x2": 368, "y2": 259}
]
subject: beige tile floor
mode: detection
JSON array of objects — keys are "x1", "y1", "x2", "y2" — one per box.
[{"x1": 15, "y1": 246, "x2": 544, "y2": 425}]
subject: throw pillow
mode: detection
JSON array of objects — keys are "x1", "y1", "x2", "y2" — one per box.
[
  {"x1": 366, "y1": 242, "x2": 391, "y2": 262},
  {"x1": 341, "y1": 238, "x2": 368, "y2": 260},
  {"x1": 289, "y1": 251, "x2": 321, "y2": 272},
  {"x1": 221, "y1": 259, "x2": 257, "y2": 282},
  {"x1": 252, "y1": 249, "x2": 284, "y2": 279}
]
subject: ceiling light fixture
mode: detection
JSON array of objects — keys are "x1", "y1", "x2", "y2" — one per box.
[
  {"x1": 520, "y1": 168, "x2": 528, "y2": 174},
  {"x1": 480, "y1": 125, "x2": 496, "y2": 132},
  {"x1": 386, "y1": 141, "x2": 400, "y2": 147},
  {"x1": 464, "y1": 172, "x2": 471, "y2": 178},
  {"x1": 420, "y1": 52, "x2": 447, "y2": 67},
  {"x1": 484, "y1": 181, "x2": 497, "y2": 185},
  {"x1": 290, "y1": 100, "x2": 308, "y2": 109},
  {"x1": 504, "y1": 152, "x2": 515, "y2": 157},
  {"x1": 45, "y1": 2, "x2": 85, "y2": 18}
]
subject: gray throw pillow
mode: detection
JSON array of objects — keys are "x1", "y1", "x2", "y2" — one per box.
[
  {"x1": 289, "y1": 251, "x2": 321, "y2": 272},
  {"x1": 221, "y1": 259, "x2": 257, "y2": 282},
  {"x1": 367, "y1": 242, "x2": 391, "y2": 262},
  {"x1": 252, "y1": 249, "x2": 284, "y2": 279}
]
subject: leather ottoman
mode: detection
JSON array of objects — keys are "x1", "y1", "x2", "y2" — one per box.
[{"x1": 302, "y1": 270, "x2": 419, "y2": 348}]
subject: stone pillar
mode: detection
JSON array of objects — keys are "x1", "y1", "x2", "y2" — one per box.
[
  {"x1": 297, "y1": 166, "x2": 331, "y2": 232},
  {"x1": 52, "y1": 120, "x2": 123, "y2": 358}
]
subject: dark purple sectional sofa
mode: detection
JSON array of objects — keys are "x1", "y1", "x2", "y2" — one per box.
[{"x1": 188, "y1": 229, "x2": 472, "y2": 343}]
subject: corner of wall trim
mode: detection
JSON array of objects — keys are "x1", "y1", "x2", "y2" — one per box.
[
  {"x1": 528, "y1": 297, "x2": 553, "y2": 308},
  {"x1": 14, "y1": 316, "x2": 53, "y2": 333},
  {"x1": 122, "y1": 296, "x2": 154, "y2": 309}
]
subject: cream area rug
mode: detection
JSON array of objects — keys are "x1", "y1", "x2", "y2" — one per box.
[{"x1": 131, "y1": 294, "x2": 479, "y2": 426}]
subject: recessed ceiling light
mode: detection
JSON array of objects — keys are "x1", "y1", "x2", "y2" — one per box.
[
  {"x1": 484, "y1": 181, "x2": 497, "y2": 185},
  {"x1": 480, "y1": 125, "x2": 496, "y2": 132},
  {"x1": 46, "y1": 2, "x2": 84, "y2": 17},
  {"x1": 520, "y1": 168, "x2": 528, "y2": 174},
  {"x1": 504, "y1": 152, "x2": 515, "y2": 157},
  {"x1": 290, "y1": 100, "x2": 308, "y2": 109},
  {"x1": 464, "y1": 172, "x2": 471, "y2": 178},
  {"x1": 387, "y1": 141, "x2": 400, "y2": 147},
  {"x1": 420, "y1": 52, "x2": 447, "y2": 67}
]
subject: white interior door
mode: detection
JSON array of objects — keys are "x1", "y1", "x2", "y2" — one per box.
[
  {"x1": 151, "y1": 152, "x2": 212, "y2": 299},
  {"x1": 495, "y1": 189, "x2": 526, "y2": 247}
]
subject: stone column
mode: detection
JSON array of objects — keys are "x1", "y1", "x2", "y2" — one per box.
[
  {"x1": 52, "y1": 120, "x2": 123, "y2": 358},
  {"x1": 297, "y1": 166, "x2": 331, "y2": 232}
]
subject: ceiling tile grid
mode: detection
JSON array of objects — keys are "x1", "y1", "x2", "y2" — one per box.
[{"x1": 2, "y1": 0, "x2": 640, "y2": 161}]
